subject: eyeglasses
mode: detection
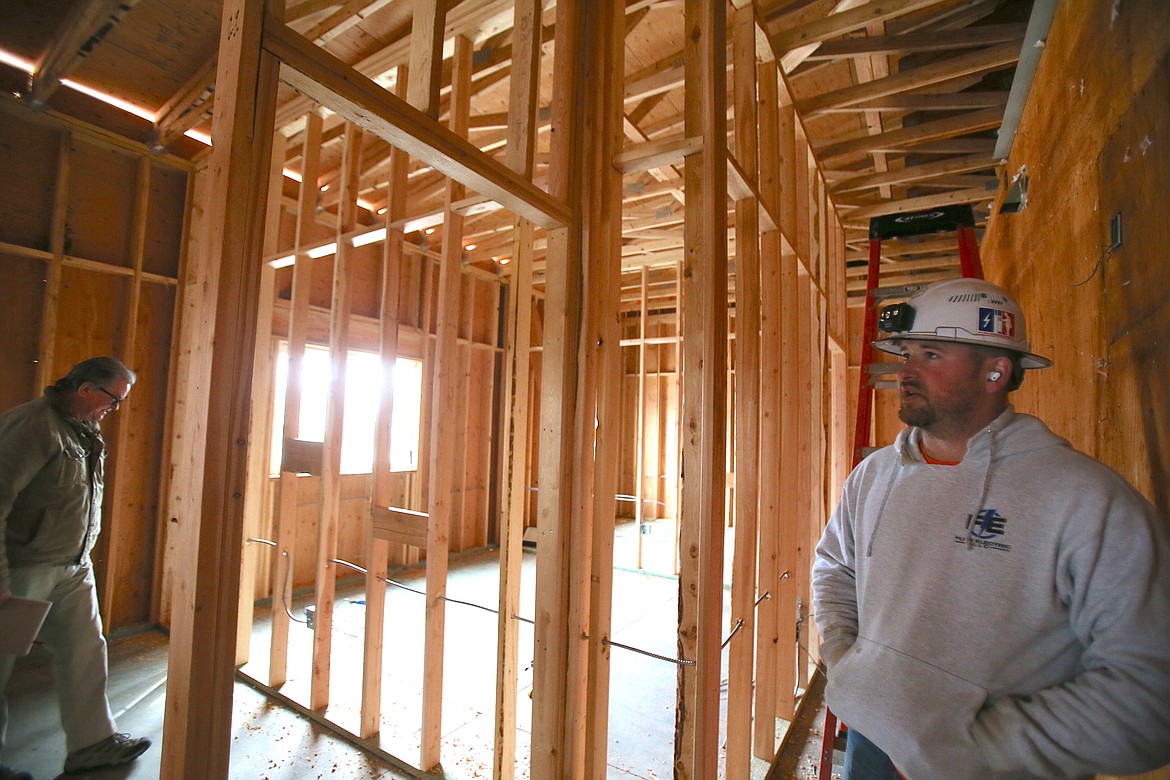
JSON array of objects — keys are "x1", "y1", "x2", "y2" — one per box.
[{"x1": 95, "y1": 386, "x2": 126, "y2": 407}]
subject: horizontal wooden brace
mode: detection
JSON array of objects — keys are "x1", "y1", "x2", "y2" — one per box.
[
  {"x1": 372, "y1": 505, "x2": 430, "y2": 549},
  {"x1": 726, "y1": 153, "x2": 778, "y2": 232},
  {"x1": 281, "y1": 437, "x2": 324, "y2": 476},
  {"x1": 262, "y1": 18, "x2": 571, "y2": 230},
  {"x1": 615, "y1": 136, "x2": 702, "y2": 174}
]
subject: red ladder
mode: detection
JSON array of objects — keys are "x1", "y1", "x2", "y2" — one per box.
[{"x1": 819, "y1": 204, "x2": 984, "y2": 778}]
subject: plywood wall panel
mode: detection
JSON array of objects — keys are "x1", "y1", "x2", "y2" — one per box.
[
  {"x1": 466, "y1": 347, "x2": 494, "y2": 547},
  {"x1": 53, "y1": 267, "x2": 129, "y2": 609},
  {"x1": 0, "y1": 101, "x2": 189, "y2": 634},
  {"x1": 106, "y1": 282, "x2": 175, "y2": 627},
  {"x1": 54, "y1": 266, "x2": 130, "y2": 369},
  {"x1": 0, "y1": 254, "x2": 46, "y2": 405},
  {"x1": 311, "y1": 254, "x2": 338, "y2": 310},
  {"x1": 617, "y1": 369, "x2": 638, "y2": 520},
  {"x1": 1094, "y1": 52, "x2": 1170, "y2": 510},
  {"x1": 403, "y1": 249, "x2": 425, "y2": 329},
  {"x1": 275, "y1": 265, "x2": 294, "y2": 302},
  {"x1": 0, "y1": 110, "x2": 60, "y2": 251},
  {"x1": 349, "y1": 241, "x2": 383, "y2": 319},
  {"x1": 65, "y1": 138, "x2": 137, "y2": 266},
  {"x1": 143, "y1": 163, "x2": 188, "y2": 278},
  {"x1": 981, "y1": 0, "x2": 1170, "y2": 516}
]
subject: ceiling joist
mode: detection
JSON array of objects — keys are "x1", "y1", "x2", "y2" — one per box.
[
  {"x1": 28, "y1": 0, "x2": 141, "y2": 106},
  {"x1": 798, "y1": 41, "x2": 1021, "y2": 116}
]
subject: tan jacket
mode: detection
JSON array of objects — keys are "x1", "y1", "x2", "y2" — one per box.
[{"x1": 0, "y1": 391, "x2": 105, "y2": 590}]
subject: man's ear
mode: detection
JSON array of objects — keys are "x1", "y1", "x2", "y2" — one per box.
[{"x1": 986, "y1": 356, "x2": 1012, "y2": 388}]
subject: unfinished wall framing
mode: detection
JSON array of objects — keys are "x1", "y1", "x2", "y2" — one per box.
[
  {"x1": 0, "y1": 95, "x2": 189, "y2": 635},
  {"x1": 142, "y1": 0, "x2": 859, "y2": 776},
  {"x1": 4, "y1": 0, "x2": 1169, "y2": 778},
  {"x1": 32, "y1": 0, "x2": 1170, "y2": 778}
]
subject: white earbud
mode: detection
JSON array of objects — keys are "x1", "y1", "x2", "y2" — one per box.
[{"x1": 988, "y1": 370, "x2": 1003, "y2": 382}]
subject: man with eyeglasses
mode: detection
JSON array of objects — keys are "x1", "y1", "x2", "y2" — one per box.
[{"x1": 0, "y1": 357, "x2": 151, "y2": 779}]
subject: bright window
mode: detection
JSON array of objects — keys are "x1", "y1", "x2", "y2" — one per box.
[{"x1": 270, "y1": 344, "x2": 423, "y2": 475}]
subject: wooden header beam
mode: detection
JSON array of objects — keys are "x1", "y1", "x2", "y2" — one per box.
[{"x1": 262, "y1": 18, "x2": 571, "y2": 230}]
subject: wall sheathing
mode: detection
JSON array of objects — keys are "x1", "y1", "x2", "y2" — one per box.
[
  {"x1": 0, "y1": 97, "x2": 187, "y2": 634},
  {"x1": 980, "y1": 4, "x2": 1170, "y2": 778},
  {"x1": 980, "y1": 0, "x2": 1169, "y2": 521}
]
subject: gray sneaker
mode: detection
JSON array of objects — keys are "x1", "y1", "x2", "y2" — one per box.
[{"x1": 64, "y1": 732, "x2": 151, "y2": 773}]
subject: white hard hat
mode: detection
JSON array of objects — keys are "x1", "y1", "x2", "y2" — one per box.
[{"x1": 873, "y1": 278, "x2": 1052, "y2": 369}]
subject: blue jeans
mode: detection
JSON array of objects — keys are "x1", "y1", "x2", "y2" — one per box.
[{"x1": 844, "y1": 728, "x2": 898, "y2": 780}]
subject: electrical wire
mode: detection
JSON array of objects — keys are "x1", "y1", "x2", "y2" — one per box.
[{"x1": 247, "y1": 540, "x2": 780, "y2": 669}]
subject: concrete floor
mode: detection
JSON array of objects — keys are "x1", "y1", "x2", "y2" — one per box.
[
  {"x1": 4, "y1": 528, "x2": 798, "y2": 779},
  {"x1": 5, "y1": 629, "x2": 418, "y2": 780}
]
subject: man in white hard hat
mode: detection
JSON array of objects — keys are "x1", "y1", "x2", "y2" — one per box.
[{"x1": 812, "y1": 278, "x2": 1170, "y2": 779}]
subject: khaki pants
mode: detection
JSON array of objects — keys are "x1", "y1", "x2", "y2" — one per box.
[{"x1": 0, "y1": 563, "x2": 116, "y2": 755}]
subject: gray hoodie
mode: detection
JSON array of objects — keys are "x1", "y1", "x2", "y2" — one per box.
[{"x1": 813, "y1": 408, "x2": 1170, "y2": 779}]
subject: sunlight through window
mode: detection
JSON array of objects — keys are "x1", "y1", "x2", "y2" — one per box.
[{"x1": 270, "y1": 344, "x2": 422, "y2": 475}]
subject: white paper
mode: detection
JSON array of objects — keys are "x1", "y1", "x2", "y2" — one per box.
[{"x1": 0, "y1": 596, "x2": 52, "y2": 655}]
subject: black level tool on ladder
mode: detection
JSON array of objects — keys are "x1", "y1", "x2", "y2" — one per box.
[
  {"x1": 851, "y1": 204, "x2": 984, "y2": 465},
  {"x1": 818, "y1": 204, "x2": 984, "y2": 780}
]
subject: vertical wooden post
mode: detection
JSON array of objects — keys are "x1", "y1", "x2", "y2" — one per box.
[
  {"x1": 102, "y1": 154, "x2": 150, "y2": 628},
  {"x1": 580, "y1": 0, "x2": 624, "y2": 773},
  {"x1": 726, "y1": 4, "x2": 761, "y2": 775},
  {"x1": 678, "y1": 0, "x2": 729, "y2": 776},
  {"x1": 407, "y1": 0, "x2": 447, "y2": 119},
  {"x1": 421, "y1": 33, "x2": 472, "y2": 772},
  {"x1": 271, "y1": 109, "x2": 324, "y2": 688},
  {"x1": 792, "y1": 134, "x2": 814, "y2": 701},
  {"x1": 753, "y1": 56, "x2": 785, "y2": 761},
  {"x1": 493, "y1": 218, "x2": 534, "y2": 780},
  {"x1": 236, "y1": 130, "x2": 286, "y2": 667},
  {"x1": 531, "y1": 0, "x2": 585, "y2": 772},
  {"x1": 796, "y1": 271, "x2": 815, "y2": 693},
  {"x1": 36, "y1": 131, "x2": 70, "y2": 392},
  {"x1": 494, "y1": 0, "x2": 542, "y2": 769},
  {"x1": 774, "y1": 243, "x2": 800, "y2": 721},
  {"x1": 674, "y1": 261, "x2": 683, "y2": 577},
  {"x1": 310, "y1": 122, "x2": 364, "y2": 711},
  {"x1": 364, "y1": 64, "x2": 410, "y2": 742},
  {"x1": 773, "y1": 90, "x2": 802, "y2": 725},
  {"x1": 160, "y1": 0, "x2": 278, "y2": 775},
  {"x1": 405, "y1": 0, "x2": 447, "y2": 559},
  {"x1": 414, "y1": 255, "x2": 435, "y2": 521},
  {"x1": 635, "y1": 267, "x2": 648, "y2": 569},
  {"x1": 531, "y1": 228, "x2": 580, "y2": 780},
  {"x1": 455, "y1": 275, "x2": 476, "y2": 548},
  {"x1": 157, "y1": 161, "x2": 213, "y2": 630}
]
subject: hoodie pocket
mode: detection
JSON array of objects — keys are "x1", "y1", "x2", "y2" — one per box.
[{"x1": 826, "y1": 637, "x2": 993, "y2": 779}]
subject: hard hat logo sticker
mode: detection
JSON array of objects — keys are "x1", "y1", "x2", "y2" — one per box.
[{"x1": 978, "y1": 307, "x2": 1015, "y2": 338}]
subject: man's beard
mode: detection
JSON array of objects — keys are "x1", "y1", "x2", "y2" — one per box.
[
  {"x1": 898, "y1": 386, "x2": 935, "y2": 428},
  {"x1": 898, "y1": 402, "x2": 935, "y2": 429}
]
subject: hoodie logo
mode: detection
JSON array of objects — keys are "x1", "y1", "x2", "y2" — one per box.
[{"x1": 954, "y1": 508, "x2": 1012, "y2": 551}]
